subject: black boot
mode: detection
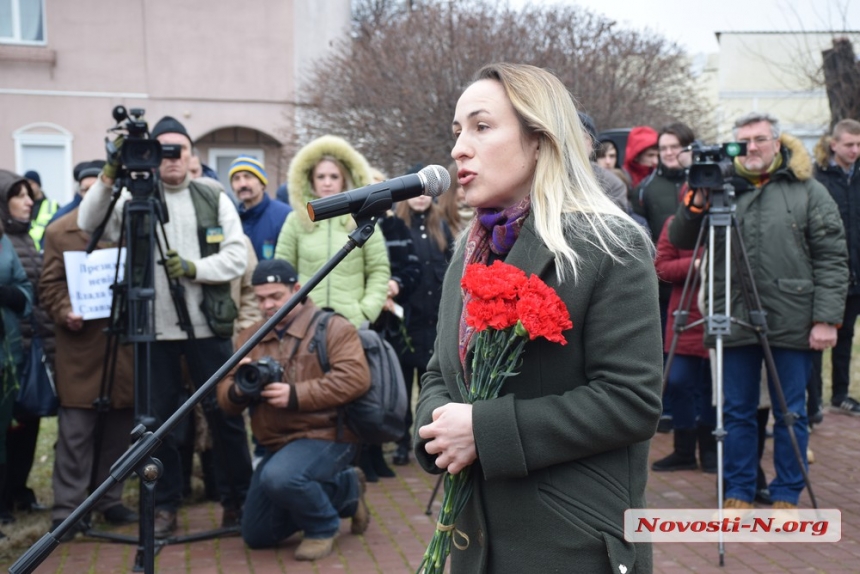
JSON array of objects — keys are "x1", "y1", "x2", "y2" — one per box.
[
  {"x1": 697, "y1": 425, "x2": 717, "y2": 474},
  {"x1": 368, "y1": 444, "x2": 395, "y2": 478},
  {"x1": 652, "y1": 429, "x2": 698, "y2": 471},
  {"x1": 358, "y1": 448, "x2": 379, "y2": 483},
  {"x1": 0, "y1": 463, "x2": 13, "y2": 528},
  {"x1": 392, "y1": 438, "x2": 410, "y2": 466}
]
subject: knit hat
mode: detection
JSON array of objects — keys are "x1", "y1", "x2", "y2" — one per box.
[
  {"x1": 150, "y1": 115, "x2": 192, "y2": 144},
  {"x1": 23, "y1": 170, "x2": 41, "y2": 185},
  {"x1": 252, "y1": 259, "x2": 298, "y2": 286},
  {"x1": 228, "y1": 156, "x2": 268, "y2": 187},
  {"x1": 74, "y1": 160, "x2": 106, "y2": 182}
]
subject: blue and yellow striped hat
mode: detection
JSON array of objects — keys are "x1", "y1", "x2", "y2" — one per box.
[{"x1": 228, "y1": 156, "x2": 268, "y2": 186}]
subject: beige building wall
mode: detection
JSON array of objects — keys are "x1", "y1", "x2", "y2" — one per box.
[
  {"x1": 0, "y1": 0, "x2": 351, "y2": 204},
  {"x1": 710, "y1": 31, "x2": 860, "y2": 147}
]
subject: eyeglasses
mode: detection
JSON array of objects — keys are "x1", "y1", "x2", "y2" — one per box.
[{"x1": 738, "y1": 137, "x2": 774, "y2": 146}]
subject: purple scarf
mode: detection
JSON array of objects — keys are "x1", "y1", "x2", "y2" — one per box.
[{"x1": 458, "y1": 195, "x2": 532, "y2": 371}]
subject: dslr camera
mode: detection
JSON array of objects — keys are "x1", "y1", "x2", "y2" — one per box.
[
  {"x1": 234, "y1": 357, "x2": 284, "y2": 401},
  {"x1": 687, "y1": 141, "x2": 748, "y2": 190},
  {"x1": 107, "y1": 105, "x2": 181, "y2": 195}
]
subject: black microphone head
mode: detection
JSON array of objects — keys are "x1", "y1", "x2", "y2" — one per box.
[{"x1": 419, "y1": 165, "x2": 450, "y2": 197}]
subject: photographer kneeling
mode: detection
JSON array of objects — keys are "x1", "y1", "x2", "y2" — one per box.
[{"x1": 217, "y1": 259, "x2": 371, "y2": 561}]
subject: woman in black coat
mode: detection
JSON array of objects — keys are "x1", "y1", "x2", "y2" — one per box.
[{"x1": 393, "y1": 194, "x2": 454, "y2": 465}]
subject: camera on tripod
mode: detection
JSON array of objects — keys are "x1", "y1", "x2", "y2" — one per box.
[
  {"x1": 108, "y1": 105, "x2": 181, "y2": 178},
  {"x1": 234, "y1": 357, "x2": 284, "y2": 400},
  {"x1": 687, "y1": 141, "x2": 748, "y2": 189}
]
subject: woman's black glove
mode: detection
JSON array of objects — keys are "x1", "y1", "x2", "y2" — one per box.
[{"x1": 0, "y1": 285, "x2": 27, "y2": 313}]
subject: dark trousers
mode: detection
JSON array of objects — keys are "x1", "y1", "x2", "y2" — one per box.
[
  {"x1": 3, "y1": 415, "x2": 40, "y2": 510},
  {"x1": 242, "y1": 439, "x2": 358, "y2": 548},
  {"x1": 665, "y1": 355, "x2": 715, "y2": 430},
  {"x1": 147, "y1": 338, "x2": 252, "y2": 512},
  {"x1": 832, "y1": 294, "x2": 860, "y2": 403},
  {"x1": 52, "y1": 407, "x2": 134, "y2": 519}
]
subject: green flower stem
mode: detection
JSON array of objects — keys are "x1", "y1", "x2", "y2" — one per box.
[{"x1": 417, "y1": 328, "x2": 529, "y2": 574}]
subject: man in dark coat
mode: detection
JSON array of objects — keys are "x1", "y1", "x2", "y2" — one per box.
[
  {"x1": 814, "y1": 118, "x2": 860, "y2": 416},
  {"x1": 670, "y1": 111, "x2": 848, "y2": 511}
]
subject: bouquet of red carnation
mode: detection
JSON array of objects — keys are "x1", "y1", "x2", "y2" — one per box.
[{"x1": 417, "y1": 260, "x2": 573, "y2": 574}]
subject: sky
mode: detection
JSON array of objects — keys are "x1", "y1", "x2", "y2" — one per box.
[{"x1": 510, "y1": 0, "x2": 860, "y2": 55}]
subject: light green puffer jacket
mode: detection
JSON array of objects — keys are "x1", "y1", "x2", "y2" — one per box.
[{"x1": 274, "y1": 135, "x2": 389, "y2": 326}]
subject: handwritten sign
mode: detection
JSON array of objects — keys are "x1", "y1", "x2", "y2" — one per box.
[{"x1": 63, "y1": 248, "x2": 126, "y2": 320}]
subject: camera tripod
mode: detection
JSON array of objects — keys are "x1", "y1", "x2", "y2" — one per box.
[
  {"x1": 664, "y1": 184, "x2": 817, "y2": 566},
  {"x1": 10, "y1": 201, "x2": 384, "y2": 574},
  {"x1": 82, "y1": 175, "x2": 252, "y2": 571}
]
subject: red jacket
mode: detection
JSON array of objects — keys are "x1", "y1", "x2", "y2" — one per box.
[{"x1": 655, "y1": 217, "x2": 708, "y2": 358}]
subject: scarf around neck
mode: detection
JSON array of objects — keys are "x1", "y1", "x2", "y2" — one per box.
[
  {"x1": 733, "y1": 151, "x2": 784, "y2": 188},
  {"x1": 458, "y1": 195, "x2": 532, "y2": 371}
]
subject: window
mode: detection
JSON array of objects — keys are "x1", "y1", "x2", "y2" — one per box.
[
  {"x1": 14, "y1": 123, "x2": 74, "y2": 205},
  {"x1": 0, "y1": 0, "x2": 45, "y2": 44},
  {"x1": 208, "y1": 148, "x2": 265, "y2": 187}
]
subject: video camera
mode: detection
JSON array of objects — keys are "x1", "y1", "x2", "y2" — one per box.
[
  {"x1": 234, "y1": 356, "x2": 284, "y2": 401},
  {"x1": 107, "y1": 106, "x2": 181, "y2": 192},
  {"x1": 687, "y1": 141, "x2": 747, "y2": 189}
]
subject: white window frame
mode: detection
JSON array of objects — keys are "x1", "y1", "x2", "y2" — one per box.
[
  {"x1": 13, "y1": 122, "x2": 74, "y2": 203},
  {"x1": 0, "y1": 0, "x2": 47, "y2": 45}
]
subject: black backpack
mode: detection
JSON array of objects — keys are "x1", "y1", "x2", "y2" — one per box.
[{"x1": 310, "y1": 310, "x2": 408, "y2": 444}]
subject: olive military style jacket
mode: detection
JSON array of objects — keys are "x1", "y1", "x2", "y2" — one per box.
[
  {"x1": 415, "y1": 213, "x2": 663, "y2": 573},
  {"x1": 669, "y1": 134, "x2": 848, "y2": 349}
]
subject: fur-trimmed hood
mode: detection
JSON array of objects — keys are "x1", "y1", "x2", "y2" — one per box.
[
  {"x1": 0, "y1": 169, "x2": 35, "y2": 234},
  {"x1": 778, "y1": 133, "x2": 813, "y2": 181},
  {"x1": 813, "y1": 134, "x2": 833, "y2": 169},
  {"x1": 287, "y1": 135, "x2": 373, "y2": 232}
]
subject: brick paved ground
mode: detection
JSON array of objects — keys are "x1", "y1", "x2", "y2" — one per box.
[{"x1": 4, "y1": 409, "x2": 859, "y2": 573}]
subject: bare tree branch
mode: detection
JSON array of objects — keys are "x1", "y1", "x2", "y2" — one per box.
[{"x1": 294, "y1": 0, "x2": 713, "y2": 175}]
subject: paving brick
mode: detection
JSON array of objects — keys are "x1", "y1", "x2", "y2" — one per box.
[{"x1": 4, "y1": 413, "x2": 860, "y2": 573}]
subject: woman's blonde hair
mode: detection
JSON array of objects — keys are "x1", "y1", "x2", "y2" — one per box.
[{"x1": 467, "y1": 63, "x2": 650, "y2": 280}]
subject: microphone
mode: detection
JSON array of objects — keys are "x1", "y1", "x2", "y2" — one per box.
[{"x1": 307, "y1": 164, "x2": 450, "y2": 222}]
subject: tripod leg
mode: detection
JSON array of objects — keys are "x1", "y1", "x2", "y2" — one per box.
[
  {"x1": 425, "y1": 474, "x2": 444, "y2": 516},
  {"x1": 728, "y1": 220, "x2": 817, "y2": 508}
]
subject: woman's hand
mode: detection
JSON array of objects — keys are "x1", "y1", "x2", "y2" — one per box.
[{"x1": 418, "y1": 403, "x2": 477, "y2": 474}]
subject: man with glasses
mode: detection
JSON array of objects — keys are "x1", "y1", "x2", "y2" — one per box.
[{"x1": 669, "y1": 111, "x2": 848, "y2": 513}]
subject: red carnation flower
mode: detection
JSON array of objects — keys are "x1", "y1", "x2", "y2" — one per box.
[
  {"x1": 516, "y1": 275, "x2": 573, "y2": 344},
  {"x1": 461, "y1": 260, "x2": 527, "y2": 302}
]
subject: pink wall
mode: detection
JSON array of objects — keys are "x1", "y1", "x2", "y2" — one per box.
[{"x1": 1, "y1": 0, "x2": 349, "y2": 202}]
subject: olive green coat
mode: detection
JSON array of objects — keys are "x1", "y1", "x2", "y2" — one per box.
[{"x1": 415, "y1": 214, "x2": 663, "y2": 573}]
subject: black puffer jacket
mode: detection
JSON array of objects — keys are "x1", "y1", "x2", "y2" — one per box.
[
  {"x1": 814, "y1": 156, "x2": 860, "y2": 295},
  {"x1": 374, "y1": 212, "x2": 421, "y2": 350},
  {"x1": 0, "y1": 170, "x2": 56, "y2": 371},
  {"x1": 400, "y1": 212, "x2": 453, "y2": 370}
]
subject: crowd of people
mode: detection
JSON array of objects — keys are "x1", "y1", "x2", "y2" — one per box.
[{"x1": 1, "y1": 61, "x2": 859, "y2": 572}]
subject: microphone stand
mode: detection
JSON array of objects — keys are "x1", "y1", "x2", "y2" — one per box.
[{"x1": 10, "y1": 210, "x2": 381, "y2": 574}]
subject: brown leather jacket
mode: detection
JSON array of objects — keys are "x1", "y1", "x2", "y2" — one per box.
[{"x1": 217, "y1": 300, "x2": 370, "y2": 451}]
